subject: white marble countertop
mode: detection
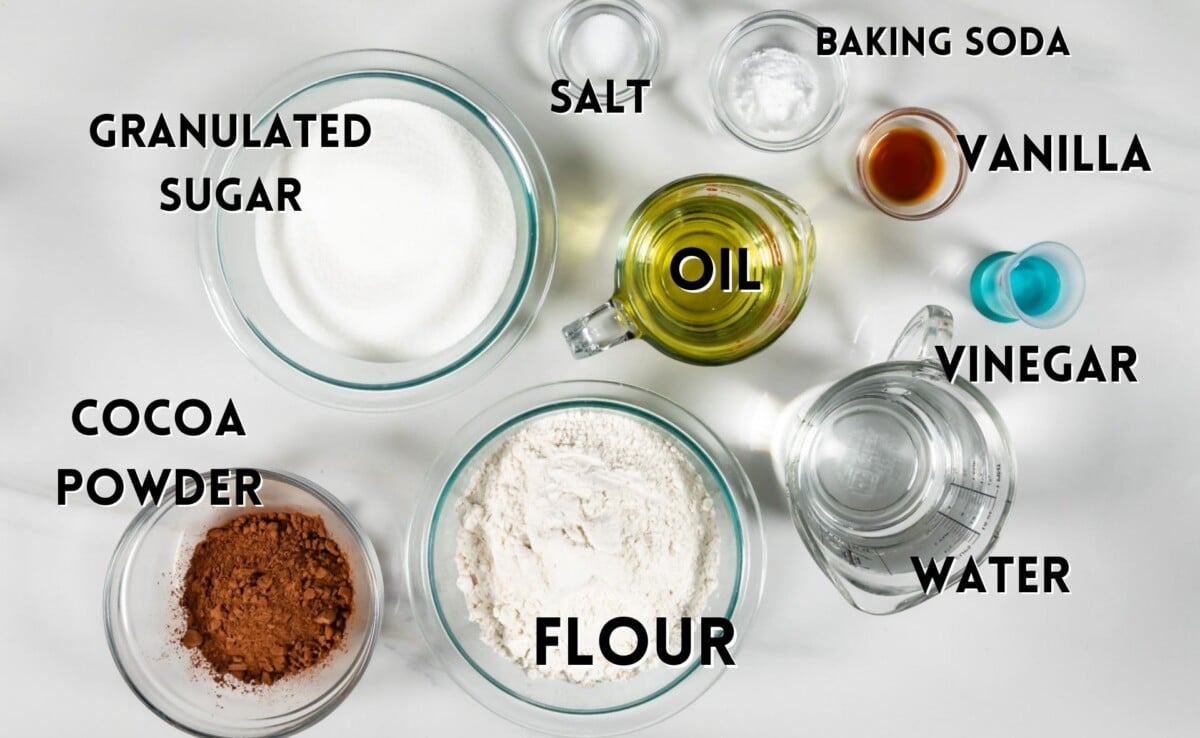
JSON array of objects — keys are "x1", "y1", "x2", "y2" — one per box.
[{"x1": 1, "y1": 0, "x2": 1197, "y2": 735}]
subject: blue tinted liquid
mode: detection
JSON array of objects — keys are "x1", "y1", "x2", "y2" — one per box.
[{"x1": 1009, "y1": 256, "x2": 1061, "y2": 316}]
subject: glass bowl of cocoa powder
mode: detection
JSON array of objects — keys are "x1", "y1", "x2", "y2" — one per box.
[{"x1": 104, "y1": 470, "x2": 383, "y2": 737}]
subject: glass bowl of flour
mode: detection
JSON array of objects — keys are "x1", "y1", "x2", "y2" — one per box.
[
  {"x1": 198, "y1": 50, "x2": 556, "y2": 409},
  {"x1": 407, "y1": 380, "x2": 765, "y2": 735}
]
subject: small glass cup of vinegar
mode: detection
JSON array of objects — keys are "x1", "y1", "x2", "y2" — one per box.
[{"x1": 855, "y1": 107, "x2": 967, "y2": 220}]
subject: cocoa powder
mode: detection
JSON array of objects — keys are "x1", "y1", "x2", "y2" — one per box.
[{"x1": 179, "y1": 511, "x2": 354, "y2": 685}]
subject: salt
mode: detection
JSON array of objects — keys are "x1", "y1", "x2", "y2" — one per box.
[
  {"x1": 256, "y1": 98, "x2": 516, "y2": 362},
  {"x1": 731, "y1": 46, "x2": 818, "y2": 133},
  {"x1": 569, "y1": 12, "x2": 637, "y2": 80}
]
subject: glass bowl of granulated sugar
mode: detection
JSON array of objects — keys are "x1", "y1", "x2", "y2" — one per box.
[
  {"x1": 407, "y1": 380, "x2": 766, "y2": 736},
  {"x1": 104, "y1": 470, "x2": 384, "y2": 737},
  {"x1": 199, "y1": 50, "x2": 557, "y2": 410}
]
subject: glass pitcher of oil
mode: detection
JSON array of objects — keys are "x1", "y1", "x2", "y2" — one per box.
[{"x1": 563, "y1": 174, "x2": 816, "y2": 365}]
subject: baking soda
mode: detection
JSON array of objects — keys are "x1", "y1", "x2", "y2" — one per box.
[
  {"x1": 732, "y1": 47, "x2": 818, "y2": 132},
  {"x1": 256, "y1": 98, "x2": 516, "y2": 362}
]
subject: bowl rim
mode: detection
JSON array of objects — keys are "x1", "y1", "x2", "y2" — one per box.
[
  {"x1": 197, "y1": 49, "x2": 558, "y2": 411},
  {"x1": 709, "y1": 10, "x2": 849, "y2": 152},
  {"x1": 405, "y1": 379, "x2": 766, "y2": 736},
  {"x1": 103, "y1": 468, "x2": 385, "y2": 738}
]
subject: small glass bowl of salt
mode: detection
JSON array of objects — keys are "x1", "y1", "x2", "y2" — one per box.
[
  {"x1": 548, "y1": 0, "x2": 661, "y2": 105},
  {"x1": 710, "y1": 11, "x2": 848, "y2": 151}
]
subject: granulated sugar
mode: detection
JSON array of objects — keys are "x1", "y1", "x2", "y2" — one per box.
[
  {"x1": 256, "y1": 98, "x2": 516, "y2": 362},
  {"x1": 455, "y1": 408, "x2": 719, "y2": 685}
]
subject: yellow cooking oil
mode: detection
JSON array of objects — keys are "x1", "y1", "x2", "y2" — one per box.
[{"x1": 614, "y1": 175, "x2": 815, "y2": 364}]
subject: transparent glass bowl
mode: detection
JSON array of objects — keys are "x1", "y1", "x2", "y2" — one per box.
[
  {"x1": 710, "y1": 11, "x2": 848, "y2": 151},
  {"x1": 855, "y1": 107, "x2": 968, "y2": 220},
  {"x1": 548, "y1": 0, "x2": 661, "y2": 104},
  {"x1": 406, "y1": 381, "x2": 765, "y2": 736},
  {"x1": 104, "y1": 470, "x2": 384, "y2": 738},
  {"x1": 198, "y1": 50, "x2": 557, "y2": 410}
]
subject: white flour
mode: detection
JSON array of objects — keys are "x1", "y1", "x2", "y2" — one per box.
[
  {"x1": 256, "y1": 98, "x2": 515, "y2": 362},
  {"x1": 455, "y1": 409, "x2": 720, "y2": 685}
]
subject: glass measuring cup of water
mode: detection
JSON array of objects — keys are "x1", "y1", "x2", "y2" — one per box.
[
  {"x1": 778, "y1": 305, "x2": 1016, "y2": 614},
  {"x1": 563, "y1": 174, "x2": 816, "y2": 365}
]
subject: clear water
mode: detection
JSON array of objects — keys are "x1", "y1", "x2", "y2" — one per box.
[
  {"x1": 1009, "y1": 256, "x2": 1061, "y2": 316},
  {"x1": 793, "y1": 379, "x2": 1007, "y2": 579}
]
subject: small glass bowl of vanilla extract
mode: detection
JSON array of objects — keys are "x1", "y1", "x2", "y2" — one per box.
[{"x1": 855, "y1": 107, "x2": 967, "y2": 220}]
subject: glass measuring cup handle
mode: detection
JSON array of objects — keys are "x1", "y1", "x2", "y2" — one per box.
[
  {"x1": 888, "y1": 304, "x2": 954, "y2": 364},
  {"x1": 562, "y1": 299, "x2": 638, "y2": 358}
]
